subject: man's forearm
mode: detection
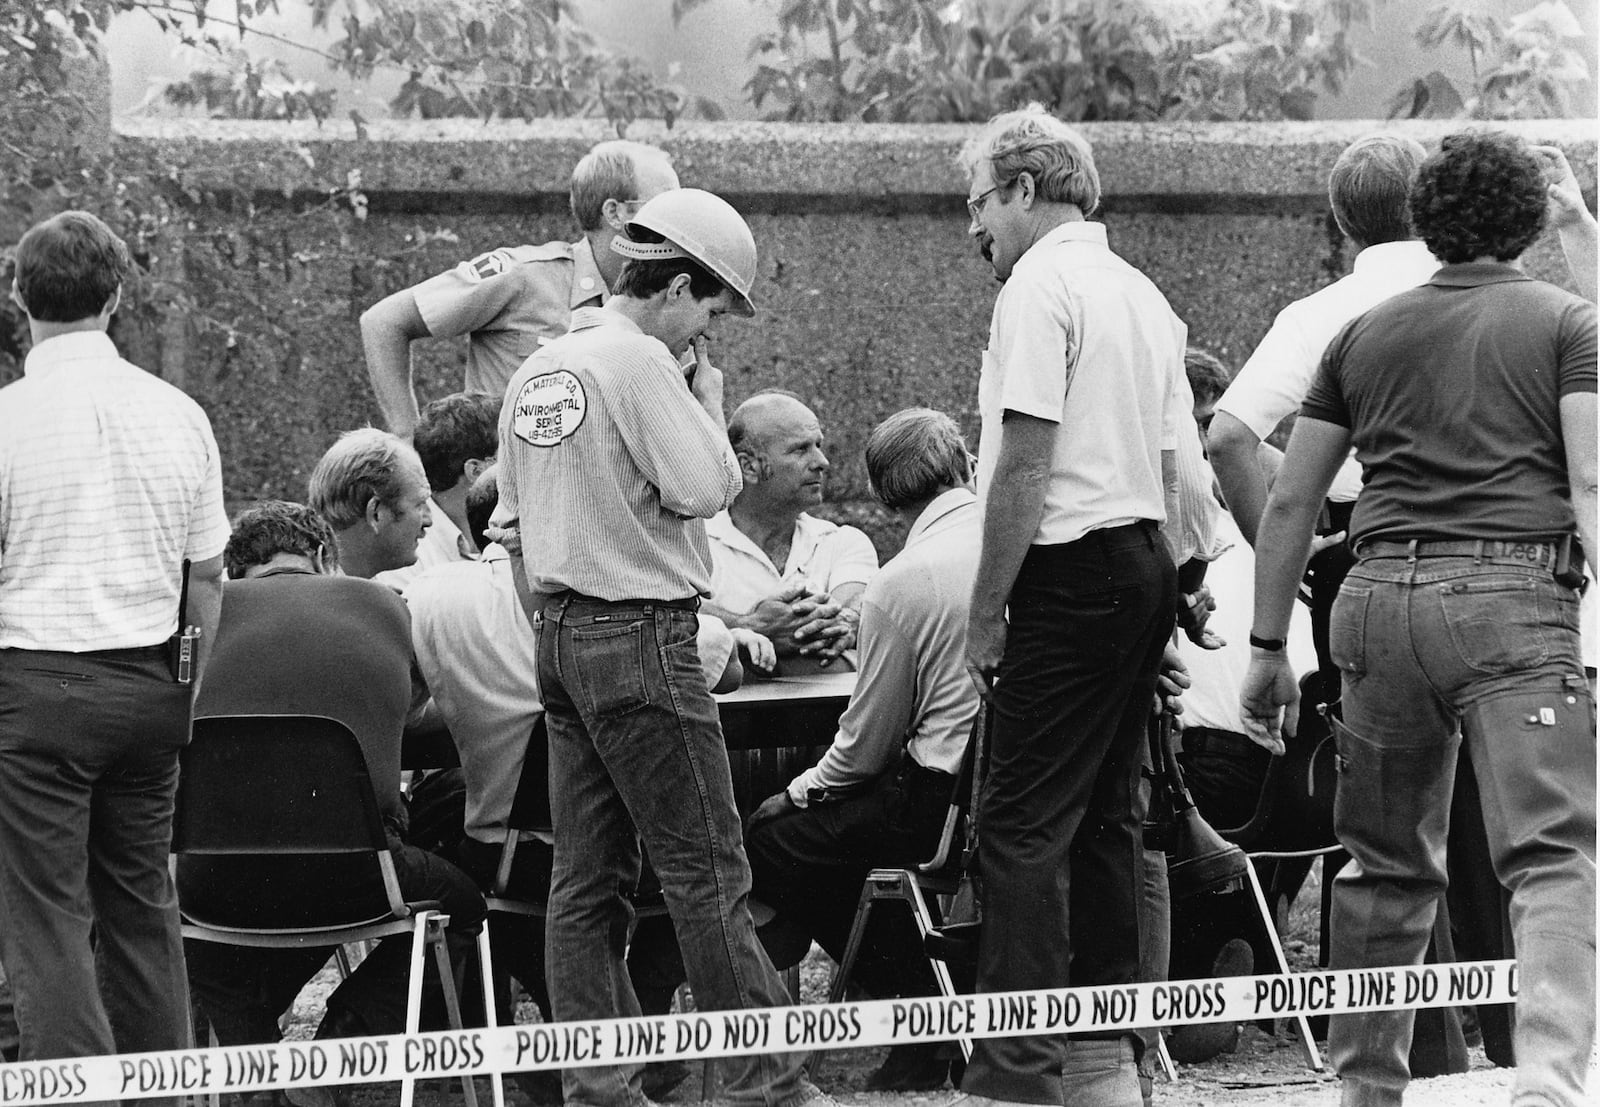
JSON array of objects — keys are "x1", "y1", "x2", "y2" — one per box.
[
  {"x1": 360, "y1": 293, "x2": 428, "y2": 439},
  {"x1": 1252, "y1": 493, "x2": 1321, "y2": 640},
  {"x1": 1557, "y1": 214, "x2": 1598, "y2": 304},
  {"x1": 971, "y1": 424, "x2": 1053, "y2": 623},
  {"x1": 510, "y1": 553, "x2": 550, "y2": 630},
  {"x1": 1250, "y1": 419, "x2": 1353, "y2": 638},
  {"x1": 1208, "y1": 412, "x2": 1268, "y2": 546}
]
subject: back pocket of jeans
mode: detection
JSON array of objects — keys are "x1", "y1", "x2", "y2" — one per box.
[
  {"x1": 1329, "y1": 583, "x2": 1372, "y2": 676},
  {"x1": 1438, "y1": 576, "x2": 1549, "y2": 674},
  {"x1": 570, "y1": 621, "x2": 652, "y2": 719}
]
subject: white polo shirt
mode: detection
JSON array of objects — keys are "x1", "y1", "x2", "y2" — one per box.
[
  {"x1": 706, "y1": 510, "x2": 878, "y2": 612},
  {"x1": 0, "y1": 331, "x2": 230, "y2": 650},
  {"x1": 976, "y1": 221, "x2": 1187, "y2": 546},
  {"x1": 1216, "y1": 240, "x2": 1439, "y2": 502}
]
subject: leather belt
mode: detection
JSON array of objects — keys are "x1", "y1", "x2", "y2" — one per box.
[{"x1": 1354, "y1": 538, "x2": 1558, "y2": 571}]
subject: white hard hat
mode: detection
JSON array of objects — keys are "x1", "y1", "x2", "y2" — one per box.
[{"x1": 610, "y1": 188, "x2": 758, "y2": 316}]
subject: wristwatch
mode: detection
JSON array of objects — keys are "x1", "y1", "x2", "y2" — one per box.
[{"x1": 1248, "y1": 633, "x2": 1287, "y2": 652}]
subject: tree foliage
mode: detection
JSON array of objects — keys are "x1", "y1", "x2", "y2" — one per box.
[
  {"x1": 1388, "y1": 0, "x2": 1591, "y2": 120},
  {"x1": 716, "y1": 0, "x2": 1375, "y2": 124},
  {"x1": 144, "y1": 0, "x2": 719, "y2": 129}
]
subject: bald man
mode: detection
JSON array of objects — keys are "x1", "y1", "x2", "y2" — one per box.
[{"x1": 702, "y1": 390, "x2": 878, "y2": 666}]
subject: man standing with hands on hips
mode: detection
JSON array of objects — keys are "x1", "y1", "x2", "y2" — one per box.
[
  {"x1": 955, "y1": 106, "x2": 1184, "y2": 1107},
  {"x1": 496, "y1": 188, "x2": 835, "y2": 1107}
]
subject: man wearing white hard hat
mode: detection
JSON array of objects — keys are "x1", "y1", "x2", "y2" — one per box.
[{"x1": 496, "y1": 189, "x2": 836, "y2": 1107}]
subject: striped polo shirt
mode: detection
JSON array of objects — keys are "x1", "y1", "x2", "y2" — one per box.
[
  {"x1": 0, "y1": 331, "x2": 230, "y2": 651},
  {"x1": 497, "y1": 308, "x2": 742, "y2": 601}
]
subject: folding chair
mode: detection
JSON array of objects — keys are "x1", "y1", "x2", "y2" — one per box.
[
  {"x1": 825, "y1": 706, "x2": 986, "y2": 1062},
  {"x1": 1201, "y1": 672, "x2": 1347, "y2": 1072},
  {"x1": 173, "y1": 715, "x2": 479, "y2": 1107}
]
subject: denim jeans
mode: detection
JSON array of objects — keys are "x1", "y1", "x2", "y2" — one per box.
[
  {"x1": 961, "y1": 522, "x2": 1177, "y2": 1104},
  {"x1": 1327, "y1": 552, "x2": 1595, "y2": 1107},
  {"x1": 539, "y1": 596, "x2": 816, "y2": 1107}
]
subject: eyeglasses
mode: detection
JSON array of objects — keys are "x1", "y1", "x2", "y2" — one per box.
[{"x1": 966, "y1": 183, "x2": 1002, "y2": 223}]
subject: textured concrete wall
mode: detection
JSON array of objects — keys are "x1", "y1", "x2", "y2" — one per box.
[{"x1": 108, "y1": 117, "x2": 1597, "y2": 555}]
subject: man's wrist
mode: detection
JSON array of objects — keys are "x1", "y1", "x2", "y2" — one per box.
[{"x1": 1248, "y1": 632, "x2": 1287, "y2": 652}]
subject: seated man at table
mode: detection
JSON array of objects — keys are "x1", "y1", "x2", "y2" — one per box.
[
  {"x1": 703, "y1": 390, "x2": 879, "y2": 668},
  {"x1": 181, "y1": 502, "x2": 486, "y2": 1082},
  {"x1": 743, "y1": 407, "x2": 981, "y2": 1091},
  {"x1": 308, "y1": 427, "x2": 435, "y2": 581}
]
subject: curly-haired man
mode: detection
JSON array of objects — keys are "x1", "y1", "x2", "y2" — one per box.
[{"x1": 1242, "y1": 130, "x2": 1596, "y2": 1107}]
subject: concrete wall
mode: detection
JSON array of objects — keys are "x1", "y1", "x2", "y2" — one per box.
[{"x1": 100, "y1": 117, "x2": 1599, "y2": 555}]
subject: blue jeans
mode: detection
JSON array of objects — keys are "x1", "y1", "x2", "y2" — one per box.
[
  {"x1": 1327, "y1": 552, "x2": 1595, "y2": 1107},
  {"x1": 539, "y1": 596, "x2": 816, "y2": 1107}
]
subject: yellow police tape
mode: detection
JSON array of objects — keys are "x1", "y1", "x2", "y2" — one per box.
[{"x1": 0, "y1": 959, "x2": 1518, "y2": 1105}]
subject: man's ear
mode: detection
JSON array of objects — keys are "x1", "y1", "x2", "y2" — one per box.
[
  {"x1": 736, "y1": 448, "x2": 763, "y2": 483},
  {"x1": 1016, "y1": 171, "x2": 1037, "y2": 209},
  {"x1": 102, "y1": 285, "x2": 122, "y2": 319},
  {"x1": 665, "y1": 272, "x2": 694, "y2": 303},
  {"x1": 463, "y1": 457, "x2": 491, "y2": 484},
  {"x1": 600, "y1": 196, "x2": 632, "y2": 232},
  {"x1": 9, "y1": 286, "x2": 27, "y2": 315},
  {"x1": 365, "y1": 495, "x2": 386, "y2": 532}
]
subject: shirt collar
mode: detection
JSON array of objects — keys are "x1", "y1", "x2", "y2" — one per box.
[
  {"x1": 905, "y1": 487, "x2": 978, "y2": 546},
  {"x1": 569, "y1": 305, "x2": 642, "y2": 336},
  {"x1": 1351, "y1": 239, "x2": 1437, "y2": 276},
  {"x1": 427, "y1": 499, "x2": 475, "y2": 560},
  {"x1": 707, "y1": 508, "x2": 788, "y2": 566},
  {"x1": 1035, "y1": 220, "x2": 1108, "y2": 251},
  {"x1": 570, "y1": 237, "x2": 609, "y2": 309},
  {"x1": 1427, "y1": 261, "x2": 1530, "y2": 288},
  {"x1": 23, "y1": 331, "x2": 119, "y2": 375}
]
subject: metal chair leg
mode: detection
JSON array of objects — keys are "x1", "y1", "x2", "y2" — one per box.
[
  {"x1": 476, "y1": 925, "x2": 505, "y2": 1107},
  {"x1": 428, "y1": 919, "x2": 478, "y2": 1107},
  {"x1": 819, "y1": 869, "x2": 971, "y2": 1080},
  {"x1": 1243, "y1": 859, "x2": 1325, "y2": 1071},
  {"x1": 400, "y1": 912, "x2": 434, "y2": 1107}
]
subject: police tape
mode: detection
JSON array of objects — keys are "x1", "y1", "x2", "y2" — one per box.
[{"x1": 0, "y1": 959, "x2": 1518, "y2": 1105}]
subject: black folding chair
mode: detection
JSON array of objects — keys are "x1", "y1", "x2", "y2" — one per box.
[
  {"x1": 173, "y1": 715, "x2": 478, "y2": 1107},
  {"x1": 825, "y1": 706, "x2": 986, "y2": 1062}
]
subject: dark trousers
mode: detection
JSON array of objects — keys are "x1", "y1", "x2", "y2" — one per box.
[
  {"x1": 456, "y1": 834, "x2": 554, "y2": 1024},
  {"x1": 184, "y1": 839, "x2": 486, "y2": 1042},
  {"x1": 0, "y1": 646, "x2": 195, "y2": 1106},
  {"x1": 961, "y1": 523, "x2": 1177, "y2": 1103},
  {"x1": 745, "y1": 757, "x2": 958, "y2": 999}
]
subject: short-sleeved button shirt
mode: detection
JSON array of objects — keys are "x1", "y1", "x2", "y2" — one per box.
[
  {"x1": 705, "y1": 510, "x2": 879, "y2": 613},
  {"x1": 412, "y1": 237, "x2": 607, "y2": 400},
  {"x1": 976, "y1": 221, "x2": 1187, "y2": 547},
  {"x1": 0, "y1": 331, "x2": 230, "y2": 650}
]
